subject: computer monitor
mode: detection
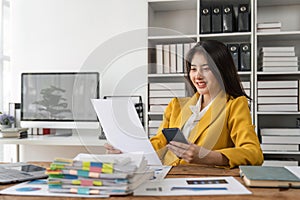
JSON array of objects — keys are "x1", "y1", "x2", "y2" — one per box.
[{"x1": 20, "y1": 72, "x2": 100, "y2": 136}]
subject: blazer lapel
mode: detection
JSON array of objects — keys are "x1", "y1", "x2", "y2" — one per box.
[
  {"x1": 162, "y1": 92, "x2": 227, "y2": 165},
  {"x1": 175, "y1": 93, "x2": 200, "y2": 129},
  {"x1": 188, "y1": 91, "x2": 227, "y2": 147}
]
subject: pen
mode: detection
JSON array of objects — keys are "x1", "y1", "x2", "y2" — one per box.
[{"x1": 171, "y1": 187, "x2": 227, "y2": 191}]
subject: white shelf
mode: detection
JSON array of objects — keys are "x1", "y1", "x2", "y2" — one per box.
[
  {"x1": 148, "y1": 112, "x2": 164, "y2": 115},
  {"x1": 263, "y1": 151, "x2": 300, "y2": 155},
  {"x1": 238, "y1": 71, "x2": 252, "y2": 75},
  {"x1": 200, "y1": 0, "x2": 250, "y2": 5},
  {"x1": 257, "y1": 30, "x2": 300, "y2": 36},
  {"x1": 199, "y1": 32, "x2": 251, "y2": 38},
  {"x1": 199, "y1": 33, "x2": 252, "y2": 43},
  {"x1": 0, "y1": 133, "x2": 106, "y2": 146},
  {"x1": 257, "y1": 0, "x2": 300, "y2": 7},
  {"x1": 257, "y1": 112, "x2": 300, "y2": 115},
  {"x1": 148, "y1": 73, "x2": 186, "y2": 78},
  {"x1": 257, "y1": 71, "x2": 300, "y2": 75},
  {"x1": 148, "y1": 0, "x2": 197, "y2": 11},
  {"x1": 148, "y1": 35, "x2": 198, "y2": 40},
  {"x1": 148, "y1": 35, "x2": 197, "y2": 43},
  {"x1": 257, "y1": 31, "x2": 300, "y2": 41}
]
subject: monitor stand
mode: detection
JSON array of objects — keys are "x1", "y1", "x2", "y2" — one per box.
[{"x1": 98, "y1": 132, "x2": 106, "y2": 140}]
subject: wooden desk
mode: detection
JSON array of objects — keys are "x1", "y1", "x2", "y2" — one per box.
[{"x1": 0, "y1": 164, "x2": 298, "y2": 200}]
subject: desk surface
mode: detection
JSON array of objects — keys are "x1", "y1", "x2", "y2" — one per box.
[{"x1": 0, "y1": 163, "x2": 298, "y2": 200}]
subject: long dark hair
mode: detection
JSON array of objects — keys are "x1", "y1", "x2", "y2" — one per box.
[{"x1": 185, "y1": 40, "x2": 250, "y2": 100}]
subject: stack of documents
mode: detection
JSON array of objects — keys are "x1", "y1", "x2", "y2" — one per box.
[
  {"x1": 0, "y1": 127, "x2": 28, "y2": 138},
  {"x1": 46, "y1": 153, "x2": 154, "y2": 196}
]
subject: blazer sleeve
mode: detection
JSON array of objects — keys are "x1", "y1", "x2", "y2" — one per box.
[
  {"x1": 150, "y1": 97, "x2": 189, "y2": 151},
  {"x1": 216, "y1": 96, "x2": 264, "y2": 168}
]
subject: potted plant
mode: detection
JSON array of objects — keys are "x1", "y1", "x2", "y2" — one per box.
[{"x1": 0, "y1": 112, "x2": 15, "y2": 129}]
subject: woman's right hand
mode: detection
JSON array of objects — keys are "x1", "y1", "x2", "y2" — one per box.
[{"x1": 104, "y1": 143, "x2": 122, "y2": 154}]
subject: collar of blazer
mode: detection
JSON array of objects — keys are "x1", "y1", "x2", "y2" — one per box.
[{"x1": 180, "y1": 91, "x2": 228, "y2": 145}]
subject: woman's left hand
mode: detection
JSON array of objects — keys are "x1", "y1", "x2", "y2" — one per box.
[{"x1": 167, "y1": 141, "x2": 210, "y2": 164}]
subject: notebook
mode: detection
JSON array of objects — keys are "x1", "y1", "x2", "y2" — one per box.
[
  {"x1": 239, "y1": 165, "x2": 300, "y2": 188},
  {"x1": 0, "y1": 162, "x2": 47, "y2": 184}
]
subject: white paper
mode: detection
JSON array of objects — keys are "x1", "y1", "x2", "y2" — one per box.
[
  {"x1": 134, "y1": 177, "x2": 251, "y2": 196},
  {"x1": 74, "y1": 152, "x2": 145, "y2": 168},
  {"x1": 284, "y1": 166, "x2": 300, "y2": 178},
  {"x1": 91, "y1": 99, "x2": 162, "y2": 166},
  {"x1": 149, "y1": 165, "x2": 172, "y2": 181}
]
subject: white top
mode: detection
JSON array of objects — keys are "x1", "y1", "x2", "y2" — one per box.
[{"x1": 182, "y1": 95, "x2": 213, "y2": 140}]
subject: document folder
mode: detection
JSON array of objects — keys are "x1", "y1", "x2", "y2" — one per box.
[
  {"x1": 200, "y1": 6, "x2": 211, "y2": 34},
  {"x1": 240, "y1": 43, "x2": 251, "y2": 71},
  {"x1": 222, "y1": 5, "x2": 235, "y2": 32},
  {"x1": 212, "y1": 6, "x2": 222, "y2": 33},
  {"x1": 238, "y1": 4, "x2": 250, "y2": 32},
  {"x1": 227, "y1": 43, "x2": 240, "y2": 70}
]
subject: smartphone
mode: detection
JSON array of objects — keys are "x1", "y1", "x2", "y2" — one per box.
[{"x1": 162, "y1": 128, "x2": 189, "y2": 144}]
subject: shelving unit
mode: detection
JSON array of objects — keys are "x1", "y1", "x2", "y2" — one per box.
[
  {"x1": 147, "y1": 0, "x2": 197, "y2": 137},
  {"x1": 147, "y1": 0, "x2": 254, "y2": 135},
  {"x1": 147, "y1": 0, "x2": 300, "y2": 166},
  {"x1": 147, "y1": 0, "x2": 253, "y2": 135},
  {"x1": 254, "y1": 0, "x2": 300, "y2": 166}
]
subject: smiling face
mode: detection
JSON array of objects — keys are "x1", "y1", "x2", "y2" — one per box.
[{"x1": 189, "y1": 52, "x2": 221, "y2": 99}]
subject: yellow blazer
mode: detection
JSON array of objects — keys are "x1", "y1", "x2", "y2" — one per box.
[{"x1": 150, "y1": 92, "x2": 263, "y2": 168}]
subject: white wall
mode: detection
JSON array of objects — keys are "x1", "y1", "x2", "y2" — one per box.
[
  {"x1": 10, "y1": 0, "x2": 148, "y2": 102},
  {"x1": 7, "y1": 0, "x2": 148, "y2": 161}
]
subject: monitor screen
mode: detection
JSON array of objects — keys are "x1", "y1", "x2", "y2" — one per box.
[{"x1": 20, "y1": 72, "x2": 100, "y2": 131}]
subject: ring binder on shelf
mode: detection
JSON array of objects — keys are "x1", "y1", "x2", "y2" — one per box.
[
  {"x1": 237, "y1": 4, "x2": 250, "y2": 32},
  {"x1": 227, "y1": 44, "x2": 240, "y2": 71},
  {"x1": 211, "y1": 6, "x2": 222, "y2": 33},
  {"x1": 222, "y1": 5, "x2": 235, "y2": 33},
  {"x1": 200, "y1": 6, "x2": 211, "y2": 34},
  {"x1": 240, "y1": 43, "x2": 251, "y2": 71}
]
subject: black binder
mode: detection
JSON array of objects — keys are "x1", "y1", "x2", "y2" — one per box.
[
  {"x1": 223, "y1": 5, "x2": 235, "y2": 33},
  {"x1": 200, "y1": 6, "x2": 211, "y2": 34},
  {"x1": 211, "y1": 6, "x2": 222, "y2": 33},
  {"x1": 240, "y1": 43, "x2": 251, "y2": 71},
  {"x1": 227, "y1": 44, "x2": 240, "y2": 70},
  {"x1": 8, "y1": 103, "x2": 21, "y2": 128},
  {"x1": 238, "y1": 4, "x2": 250, "y2": 32}
]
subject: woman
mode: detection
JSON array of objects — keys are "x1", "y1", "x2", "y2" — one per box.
[{"x1": 106, "y1": 40, "x2": 263, "y2": 168}]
